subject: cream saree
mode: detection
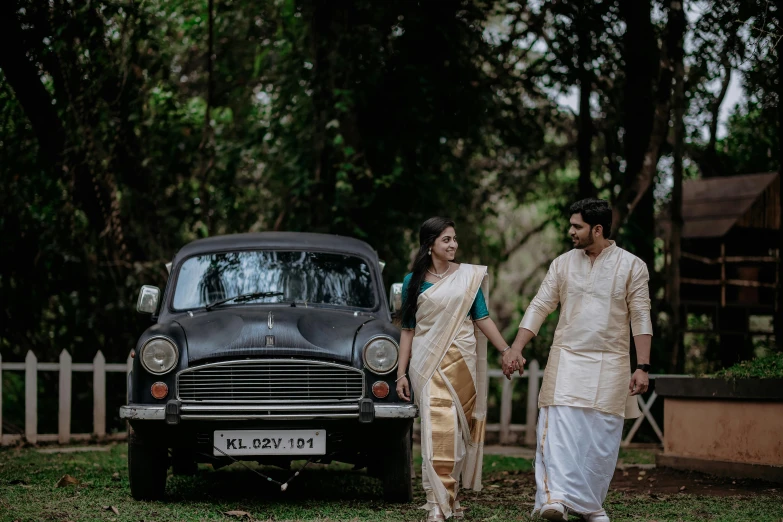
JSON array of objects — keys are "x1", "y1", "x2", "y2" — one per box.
[{"x1": 409, "y1": 264, "x2": 489, "y2": 518}]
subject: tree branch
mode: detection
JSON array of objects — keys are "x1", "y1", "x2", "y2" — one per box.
[
  {"x1": 707, "y1": 51, "x2": 732, "y2": 153},
  {"x1": 501, "y1": 219, "x2": 550, "y2": 260}
]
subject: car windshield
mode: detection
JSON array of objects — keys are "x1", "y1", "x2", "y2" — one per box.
[{"x1": 172, "y1": 251, "x2": 376, "y2": 311}]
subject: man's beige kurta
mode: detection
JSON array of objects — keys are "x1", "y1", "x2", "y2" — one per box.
[{"x1": 520, "y1": 241, "x2": 653, "y2": 418}]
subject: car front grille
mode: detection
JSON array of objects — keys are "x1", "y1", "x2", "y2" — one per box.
[{"x1": 177, "y1": 360, "x2": 364, "y2": 403}]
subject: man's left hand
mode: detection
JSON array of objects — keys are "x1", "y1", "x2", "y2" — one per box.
[{"x1": 629, "y1": 369, "x2": 649, "y2": 396}]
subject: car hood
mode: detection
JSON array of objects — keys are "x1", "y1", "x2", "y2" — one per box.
[{"x1": 176, "y1": 307, "x2": 373, "y2": 365}]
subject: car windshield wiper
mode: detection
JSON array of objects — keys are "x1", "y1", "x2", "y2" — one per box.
[{"x1": 205, "y1": 291, "x2": 285, "y2": 311}]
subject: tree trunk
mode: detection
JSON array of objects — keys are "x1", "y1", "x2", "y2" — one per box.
[
  {"x1": 0, "y1": 1, "x2": 64, "y2": 161},
  {"x1": 776, "y1": 0, "x2": 783, "y2": 351},
  {"x1": 614, "y1": 0, "x2": 686, "y2": 238},
  {"x1": 617, "y1": 0, "x2": 656, "y2": 236},
  {"x1": 577, "y1": 12, "x2": 595, "y2": 201},
  {"x1": 308, "y1": 0, "x2": 336, "y2": 232},
  {"x1": 670, "y1": 34, "x2": 686, "y2": 373},
  {"x1": 199, "y1": 0, "x2": 216, "y2": 234}
]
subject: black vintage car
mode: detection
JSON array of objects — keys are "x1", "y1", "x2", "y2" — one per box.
[{"x1": 121, "y1": 232, "x2": 415, "y2": 501}]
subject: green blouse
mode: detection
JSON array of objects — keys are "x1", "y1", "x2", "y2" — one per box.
[{"x1": 400, "y1": 272, "x2": 489, "y2": 330}]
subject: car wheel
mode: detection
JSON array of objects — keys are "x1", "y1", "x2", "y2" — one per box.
[
  {"x1": 128, "y1": 430, "x2": 168, "y2": 500},
  {"x1": 381, "y1": 428, "x2": 414, "y2": 503}
]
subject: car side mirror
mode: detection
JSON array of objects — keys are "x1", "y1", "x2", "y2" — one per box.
[
  {"x1": 378, "y1": 260, "x2": 386, "y2": 273},
  {"x1": 389, "y1": 283, "x2": 403, "y2": 314},
  {"x1": 136, "y1": 285, "x2": 161, "y2": 314}
]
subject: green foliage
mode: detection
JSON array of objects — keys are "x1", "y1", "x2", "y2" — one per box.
[
  {"x1": 0, "y1": 0, "x2": 551, "y2": 368},
  {"x1": 718, "y1": 101, "x2": 780, "y2": 174},
  {"x1": 712, "y1": 351, "x2": 783, "y2": 380},
  {"x1": 2, "y1": 0, "x2": 781, "y2": 384}
]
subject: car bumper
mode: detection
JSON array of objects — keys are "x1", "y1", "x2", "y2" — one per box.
[{"x1": 120, "y1": 402, "x2": 418, "y2": 421}]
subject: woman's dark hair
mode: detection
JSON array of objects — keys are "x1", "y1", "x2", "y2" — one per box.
[
  {"x1": 568, "y1": 198, "x2": 612, "y2": 238},
  {"x1": 401, "y1": 217, "x2": 456, "y2": 327}
]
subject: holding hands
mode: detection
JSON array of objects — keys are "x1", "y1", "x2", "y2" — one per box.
[{"x1": 502, "y1": 345, "x2": 526, "y2": 380}]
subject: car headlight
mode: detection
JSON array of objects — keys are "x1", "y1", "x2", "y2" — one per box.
[
  {"x1": 363, "y1": 336, "x2": 399, "y2": 374},
  {"x1": 140, "y1": 337, "x2": 179, "y2": 375}
]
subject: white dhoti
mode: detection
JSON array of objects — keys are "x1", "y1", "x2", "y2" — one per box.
[{"x1": 533, "y1": 405, "x2": 623, "y2": 516}]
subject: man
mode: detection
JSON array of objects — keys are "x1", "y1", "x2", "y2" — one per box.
[{"x1": 503, "y1": 198, "x2": 652, "y2": 522}]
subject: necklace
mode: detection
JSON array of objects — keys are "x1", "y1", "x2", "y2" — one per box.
[{"x1": 427, "y1": 264, "x2": 450, "y2": 279}]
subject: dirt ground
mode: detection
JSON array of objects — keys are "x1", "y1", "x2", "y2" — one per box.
[
  {"x1": 479, "y1": 465, "x2": 781, "y2": 499},
  {"x1": 609, "y1": 466, "x2": 782, "y2": 497}
]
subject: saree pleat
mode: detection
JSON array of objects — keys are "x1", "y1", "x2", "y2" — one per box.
[{"x1": 409, "y1": 264, "x2": 488, "y2": 518}]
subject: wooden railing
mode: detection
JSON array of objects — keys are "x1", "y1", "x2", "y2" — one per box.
[
  {"x1": 486, "y1": 360, "x2": 542, "y2": 445},
  {"x1": 0, "y1": 350, "x2": 131, "y2": 445},
  {"x1": 484, "y1": 363, "x2": 680, "y2": 447},
  {"x1": 1, "y1": 350, "x2": 674, "y2": 446}
]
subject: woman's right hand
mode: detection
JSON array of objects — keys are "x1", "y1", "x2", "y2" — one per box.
[{"x1": 396, "y1": 376, "x2": 411, "y2": 402}]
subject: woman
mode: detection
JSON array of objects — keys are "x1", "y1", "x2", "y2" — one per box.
[{"x1": 396, "y1": 217, "x2": 524, "y2": 521}]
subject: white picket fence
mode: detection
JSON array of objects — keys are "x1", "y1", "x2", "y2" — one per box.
[
  {"x1": 0, "y1": 351, "x2": 669, "y2": 446},
  {"x1": 0, "y1": 350, "x2": 131, "y2": 445}
]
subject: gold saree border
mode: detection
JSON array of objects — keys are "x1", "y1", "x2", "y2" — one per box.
[
  {"x1": 430, "y1": 370, "x2": 458, "y2": 505},
  {"x1": 440, "y1": 344, "x2": 477, "y2": 419}
]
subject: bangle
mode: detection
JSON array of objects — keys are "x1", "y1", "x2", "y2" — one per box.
[
  {"x1": 500, "y1": 346, "x2": 512, "y2": 354},
  {"x1": 395, "y1": 374, "x2": 407, "y2": 382}
]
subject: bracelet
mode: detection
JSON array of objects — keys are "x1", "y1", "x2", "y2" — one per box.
[
  {"x1": 395, "y1": 374, "x2": 407, "y2": 382},
  {"x1": 500, "y1": 346, "x2": 512, "y2": 354}
]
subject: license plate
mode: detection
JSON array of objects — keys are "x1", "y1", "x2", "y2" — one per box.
[{"x1": 213, "y1": 429, "x2": 326, "y2": 456}]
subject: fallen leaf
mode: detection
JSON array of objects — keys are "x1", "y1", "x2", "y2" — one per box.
[
  {"x1": 638, "y1": 470, "x2": 647, "y2": 476},
  {"x1": 679, "y1": 486, "x2": 686, "y2": 492},
  {"x1": 637, "y1": 476, "x2": 643, "y2": 481},
  {"x1": 101, "y1": 506, "x2": 119, "y2": 515},
  {"x1": 224, "y1": 511, "x2": 251, "y2": 518},
  {"x1": 111, "y1": 472, "x2": 120, "y2": 481},
  {"x1": 56, "y1": 475, "x2": 80, "y2": 487}
]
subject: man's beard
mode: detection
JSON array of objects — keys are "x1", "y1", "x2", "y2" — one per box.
[{"x1": 574, "y1": 233, "x2": 594, "y2": 249}]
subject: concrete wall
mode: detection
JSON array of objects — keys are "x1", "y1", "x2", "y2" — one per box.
[{"x1": 663, "y1": 398, "x2": 783, "y2": 466}]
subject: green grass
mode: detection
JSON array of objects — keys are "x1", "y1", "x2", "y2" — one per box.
[
  {"x1": 0, "y1": 444, "x2": 781, "y2": 521},
  {"x1": 617, "y1": 448, "x2": 657, "y2": 466}
]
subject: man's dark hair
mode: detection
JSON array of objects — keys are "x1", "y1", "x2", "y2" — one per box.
[{"x1": 569, "y1": 198, "x2": 612, "y2": 238}]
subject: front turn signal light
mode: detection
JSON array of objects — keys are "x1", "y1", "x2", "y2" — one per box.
[
  {"x1": 372, "y1": 381, "x2": 390, "y2": 399},
  {"x1": 151, "y1": 381, "x2": 169, "y2": 399}
]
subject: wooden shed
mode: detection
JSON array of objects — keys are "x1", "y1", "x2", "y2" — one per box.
[{"x1": 663, "y1": 172, "x2": 780, "y2": 367}]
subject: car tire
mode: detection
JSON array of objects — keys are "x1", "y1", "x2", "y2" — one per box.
[
  {"x1": 381, "y1": 428, "x2": 414, "y2": 503},
  {"x1": 128, "y1": 431, "x2": 168, "y2": 500}
]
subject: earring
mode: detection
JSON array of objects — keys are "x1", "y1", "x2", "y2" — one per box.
[{"x1": 428, "y1": 248, "x2": 432, "y2": 255}]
